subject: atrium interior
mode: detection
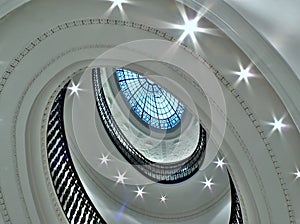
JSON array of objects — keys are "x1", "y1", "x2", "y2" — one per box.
[{"x1": 0, "y1": 0, "x2": 299, "y2": 224}]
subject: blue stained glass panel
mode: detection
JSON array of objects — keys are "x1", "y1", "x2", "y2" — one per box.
[{"x1": 116, "y1": 68, "x2": 185, "y2": 130}]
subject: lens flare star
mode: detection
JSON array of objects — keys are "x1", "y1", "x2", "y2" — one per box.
[
  {"x1": 268, "y1": 116, "x2": 287, "y2": 135},
  {"x1": 201, "y1": 176, "x2": 215, "y2": 191},
  {"x1": 168, "y1": 3, "x2": 219, "y2": 50},
  {"x1": 98, "y1": 154, "x2": 111, "y2": 166},
  {"x1": 233, "y1": 63, "x2": 255, "y2": 86},
  {"x1": 134, "y1": 186, "x2": 147, "y2": 199},
  {"x1": 111, "y1": 0, "x2": 126, "y2": 7},
  {"x1": 179, "y1": 19, "x2": 199, "y2": 40},
  {"x1": 174, "y1": 14, "x2": 203, "y2": 44},
  {"x1": 68, "y1": 81, "x2": 82, "y2": 96},
  {"x1": 160, "y1": 194, "x2": 167, "y2": 204},
  {"x1": 293, "y1": 168, "x2": 300, "y2": 180},
  {"x1": 114, "y1": 170, "x2": 128, "y2": 185},
  {"x1": 104, "y1": 0, "x2": 130, "y2": 19},
  {"x1": 214, "y1": 157, "x2": 226, "y2": 170}
]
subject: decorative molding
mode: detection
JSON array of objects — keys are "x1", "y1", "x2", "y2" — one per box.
[
  {"x1": 93, "y1": 68, "x2": 206, "y2": 183},
  {"x1": 0, "y1": 187, "x2": 12, "y2": 224},
  {"x1": 0, "y1": 18, "x2": 294, "y2": 223},
  {"x1": 211, "y1": 68, "x2": 295, "y2": 223},
  {"x1": 41, "y1": 73, "x2": 82, "y2": 224}
]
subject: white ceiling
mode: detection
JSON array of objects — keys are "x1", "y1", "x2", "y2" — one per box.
[
  {"x1": 0, "y1": 0, "x2": 30, "y2": 20},
  {"x1": 0, "y1": 0, "x2": 299, "y2": 223},
  {"x1": 225, "y1": 0, "x2": 300, "y2": 79}
]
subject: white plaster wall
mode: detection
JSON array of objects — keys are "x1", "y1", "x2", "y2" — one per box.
[
  {"x1": 0, "y1": 0, "x2": 30, "y2": 19},
  {"x1": 0, "y1": 0, "x2": 299, "y2": 223},
  {"x1": 225, "y1": 0, "x2": 300, "y2": 80}
]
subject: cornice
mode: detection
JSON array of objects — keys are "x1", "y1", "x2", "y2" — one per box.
[{"x1": 0, "y1": 17, "x2": 294, "y2": 223}]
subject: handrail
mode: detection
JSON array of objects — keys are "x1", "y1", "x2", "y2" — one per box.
[
  {"x1": 45, "y1": 78, "x2": 243, "y2": 224},
  {"x1": 47, "y1": 83, "x2": 107, "y2": 224},
  {"x1": 229, "y1": 174, "x2": 244, "y2": 224},
  {"x1": 92, "y1": 67, "x2": 206, "y2": 183}
]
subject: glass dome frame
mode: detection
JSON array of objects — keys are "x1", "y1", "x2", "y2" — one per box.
[{"x1": 115, "y1": 68, "x2": 185, "y2": 130}]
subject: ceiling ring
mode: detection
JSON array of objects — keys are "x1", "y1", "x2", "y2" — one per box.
[{"x1": 1, "y1": 17, "x2": 293, "y2": 223}]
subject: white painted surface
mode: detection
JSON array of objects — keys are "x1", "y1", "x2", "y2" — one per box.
[
  {"x1": 68, "y1": 65, "x2": 231, "y2": 223},
  {"x1": 0, "y1": 0, "x2": 30, "y2": 19},
  {"x1": 0, "y1": 0, "x2": 299, "y2": 223},
  {"x1": 102, "y1": 67, "x2": 200, "y2": 163},
  {"x1": 225, "y1": 0, "x2": 300, "y2": 79}
]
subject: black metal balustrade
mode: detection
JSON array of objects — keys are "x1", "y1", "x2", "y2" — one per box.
[
  {"x1": 229, "y1": 174, "x2": 244, "y2": 224},
  {"x1": 47, "y1": 83, "x2": 107, "y2": 224},
  {"x1": 92, "y1": 67, "x2": 207, "y2": 183},
  {"x1": 45, "y1": 75, "x2": 243, "y2": 224}
]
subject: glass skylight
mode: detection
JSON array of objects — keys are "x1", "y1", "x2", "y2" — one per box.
[{"x1": 116, "y1": 68, "x2": 185, "y2": 130}]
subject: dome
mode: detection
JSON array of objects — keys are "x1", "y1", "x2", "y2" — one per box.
[
  {"x1": 0, "y1": 1, "x2": 299, "y2": 224},
  {"x1": 116, "y1": 68, "x2": 185, "y2": 130}
]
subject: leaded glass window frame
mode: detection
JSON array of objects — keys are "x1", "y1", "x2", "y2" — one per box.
[{"x1": 115, "y1": 68, "x2": 185, "y2": 130}]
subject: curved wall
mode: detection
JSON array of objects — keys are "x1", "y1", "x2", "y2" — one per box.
[{"x1": 0, "y1": 0, "x2": 299, "y2": 223}]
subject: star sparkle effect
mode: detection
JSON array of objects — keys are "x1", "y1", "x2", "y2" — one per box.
[
  {"x1": 160, "y1": 194, "x2": 167, "y2": 204},
  {"x1": 104, "y1": 0, "x2": 131, "y2": 19},
  {"x1": 293, "y1": 168, "x2": 300, "y2": 180},
  {"x1": 177, "y1": 18, "x2": 200, "y2": 42},
  {"x1": 134, "y1": 186, "x2": 147, "y2": 199},
  {"x1": 173, "y1": 5, "x2": 204, "y2": 44},
  {"x1": 98, "y1": 153, "x2": 111, "y2": 166},
  {"x1": 267, "y1": 115, "x2": 287, "y2": 135},
  {"x1": 233, "y1": 62, "x2": 255, "y2": 86},
  {"x1": 167, "y1": 3, "x2": 219, "y2": 51},
  {"x1": 68, "y1": 81, "x2": 82, "y2": 96},
  {"x1": 214, "y1": 157, "x2": 226, "y2": 170},
  {"x1": 114, "y1": 170, "x2": 128, "y2": 184},
  {"x1": 111, "y1": 0, "x2": 126, "y2": 7},
  {"x1": 201, "y1": 176, "x2": 215, "y2": 191}
]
